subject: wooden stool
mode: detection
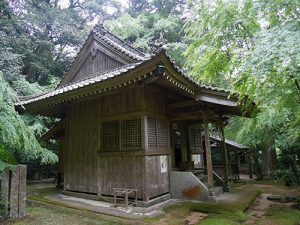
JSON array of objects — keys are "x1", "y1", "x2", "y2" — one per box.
[{"x1": 113, "y1": 188, "x2": 138, "y2": 209}]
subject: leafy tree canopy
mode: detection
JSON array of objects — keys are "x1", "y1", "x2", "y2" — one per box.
[{"x1": 185, "y1": 0, "x2": 300, "y2": 152}]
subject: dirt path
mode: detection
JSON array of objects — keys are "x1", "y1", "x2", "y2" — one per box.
[
  {"x1": 155, "y1": 211, "x2": 208, "y2": 225},
  {"x1": 243, "y1": 193, "x2": 297, "y2": 225},
  {"x1": 243, "y1": 193, "x2": 278, "y2": 224}
]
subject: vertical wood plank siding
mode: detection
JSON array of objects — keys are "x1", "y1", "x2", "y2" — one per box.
[
  {"x1": 101, "y1": 88, "x2": 143, "y2": 116},
  {"x1": 65, "y1": 87, "x2": 171, "y2": 199},
  {"x1": 145, "y1": 156, "x2": 169, "y2": 198},
  {"x1": 98, "y1": 156, "x2": 145, "y2": 199},
  {"x1": 65, "y1": 99, "x2": 99, "y2": 194},
  {"x1": 144, "y1": 88, "x2": 170, "y2": 199},
  {"x1": 144, "y1": 88, "x2": 168, "y2": 115},
  {"x1": 72, "y1": 51, "x2": 123, "y2": 83}
]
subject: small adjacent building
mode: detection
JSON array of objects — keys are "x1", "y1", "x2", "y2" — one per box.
[
  {"x1": 16, "y1": 26, "x2": 247, "y2": 204},
  {"x1": 210, "y1": 137, "x2": 250, "y2": 179}
]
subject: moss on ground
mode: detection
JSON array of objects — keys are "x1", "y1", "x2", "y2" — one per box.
[
  {"x1": 7, "y1": 202, "x2": 141, "y2": 225},
  {"x1": 6, "y1": 181, "x2": 300, "y2": 225},
  {"x1": 265, "y1": 204, "x2": 300, "y2": 225},
  {"x1": 144, "y1": 188, "x2": 260, "y2": 225},
  {"x1": 197, "y1": 218, "x2": 238, "y2": 225},
  {"x1": 6, "y1": 185, "x2": 141, "y2": 225}
]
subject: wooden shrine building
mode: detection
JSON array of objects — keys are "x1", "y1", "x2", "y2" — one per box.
[
  {"x1": 16, "y1": 25, "x2": 247, "y2": 204},
  {"x1": 210, "y1": 137, "x2": 250, "y2": 179}
]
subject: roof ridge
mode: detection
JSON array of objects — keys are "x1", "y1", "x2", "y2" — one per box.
[
  {"x1": 57, "y1": 63, "x2": 140, "y2": 89},
  {"x1": 92, "y1": 25, "x2": 150, "y2": 60}
]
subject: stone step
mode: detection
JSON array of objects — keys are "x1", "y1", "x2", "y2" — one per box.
[
  {"x1": 198, "y1": 175, "x2": 208, "y2": 182},
  {"x1": 213, "y1": 186, "x2": 223, "y2": 196}
]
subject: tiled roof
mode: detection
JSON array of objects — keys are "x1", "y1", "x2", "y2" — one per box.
[
  {"x1": 16, "y1": 24, "x2": 233, "y2": 107},
  {"x1": 58, "y1": 25, "x2": 150, "y2": 87},
  {"x1": 16, "y1": 63, "x2": 142, "y2": 106},
  {"x1": 164, "y1": 52, "x2": 230, "y2": 94},
  {"x1": 92, "y1": 25, "x2": 150, "y2": 61},
  {"x1": 16, "y1": 50, "x2": 233, "y2": 106},
  {"x1": 211, "y1": 137, "x2": 249, "y2": 150}
]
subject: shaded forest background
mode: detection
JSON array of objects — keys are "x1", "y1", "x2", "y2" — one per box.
[{"x1": 0, "y1": 0, "x2": 299, "y2": 183}]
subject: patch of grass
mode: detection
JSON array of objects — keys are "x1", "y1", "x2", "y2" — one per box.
[
  {"x1": 143, "y1": 203, "x2": 192, "y2": 224},
  {"x1": 27, "y1": 185, "x2": 60, "y2": 196},
  {"x1": 179, "y1": 189, "x2": 260, "y2": 224},
  {"x1": 8, "y1": 204, "x2": 140, "y2": 225},
  {"x1": 197, "y1": 218, "x2": 238, "y2": 225},
  {"x1": 149, "y1": 188, "x2": 260, "y2": 225},
  {"x1": 266, "y1": 205, "x2": 300, "y2": 225},
  {"x1": 187, "y1": 189, "x2": 261, "y2": 213},
  {"x1": 7, "y1": 185, "x2": 141, "y2": 225}
]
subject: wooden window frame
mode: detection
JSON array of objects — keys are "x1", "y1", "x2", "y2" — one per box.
[
  {"x1": 189, "y1": 125, "x2": 204, "y2": 154},
  {"x1": 100, "y1": 115, "x2": 142, "y2": 152},
  {"x1": 146, "y1": 115, "x2": 169, "y2": 152}
]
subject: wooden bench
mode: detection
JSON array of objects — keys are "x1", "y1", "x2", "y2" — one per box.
[{"x1": 113, "y1": 188, "x2": 138, "y2": 209}]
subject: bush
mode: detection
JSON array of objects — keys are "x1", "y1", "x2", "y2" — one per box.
[{"x1": 0, "y1": 145, "x2": 16, "y2": 165}]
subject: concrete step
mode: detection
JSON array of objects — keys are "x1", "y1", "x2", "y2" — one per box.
[
  {"x1": 198, "y1": 175, "x2": 208, "y2": 182},
  {"x1": 213, "y1": 186, "x2": 223, "y2": 196}
]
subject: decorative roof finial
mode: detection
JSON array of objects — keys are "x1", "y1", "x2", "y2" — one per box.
[{"x1": 150, "y1": 31, "x2": 167, "y2": 54}]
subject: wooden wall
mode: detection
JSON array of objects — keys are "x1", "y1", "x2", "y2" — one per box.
[
  {"x1": 97, "y1": 155, "x2": 145, "y2": 199},
  {"x1": 65, "y1": 99, "x2": 99, "y2": 194},
  {"x1": 100, "y1": 87, "x2": 144, "y2": 117},
  {"x1": 144, "y1": 87, "x2": 168, "y2": 115},
  {"x1": 64, "y1": 86, "x2": 171, "y2": 200},
  {"x1": 145, "y1": 156, "x2": 169, "y2": 199},
  {"x1": 71, "y1": 49, "x2": 123, "y2": 83},
  {"x1": 143, "y1": 88, "x2": 170, "y2": 199}
]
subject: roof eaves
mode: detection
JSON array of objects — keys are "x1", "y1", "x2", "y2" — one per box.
[
  {"x1": 15, "y1": 62, "x2": 142, "y2": 106},
  {"x1": 211, "y1": 137, "x2": 249, "y2": 150},
  {"x1": 163, "y1": 51, "x2": 231, "y2": 95}
]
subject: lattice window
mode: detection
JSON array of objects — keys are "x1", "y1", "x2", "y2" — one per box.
[
  {"x1": 102, "y1": 120, "x2": 120, "y2": 150},
  {"x1": 102, "y1": 118, "x2": 142, "y2": 151},
  {"x1": 190, "y1": 126, "x2": 203, "y2": 152},
  {"x1": 147, "y1": 117, "x2": 157, "y2": 148},
  {"x1": 147, "y1": 116, "x2": 168, "y2": 149},
  {"x1": 157, "y1": 119, "x2": 168, "y2": 147},
  {"x1": 121, "y1": 119, "x2": 141, "y2": 148}
]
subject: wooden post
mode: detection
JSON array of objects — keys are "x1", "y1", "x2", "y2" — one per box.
[
  {"x1": 227, "y1": 145, "x2": 232, "y2": 177},
  {"x1": 203, "y1": 116, "x2": 214, "y2": 193},
  {"x1": 1, "y1": 165, "x2": 27, "y2": 219},
  {"x1": 219, "y1": 124, "x2": 230, "y2": 192},
  {"x1": 253, "y1": 148, "x2": 261, "y2": 180},
  {"x1": 248, "y1": 152, "x2": 253, "y2": 179},
  {"x1": 179, "y1": 124, "x2": 188, "y2": 162},
  {"x1": 235, "y1": 151, "x2": 240, "y2": 180}
]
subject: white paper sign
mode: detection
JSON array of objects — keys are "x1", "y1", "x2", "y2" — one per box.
[
  {"x1": 160, "y1": 155, "x2": 168, "y2": 173},
  {"x1": 192, "y1": 154, "x2": 203, "y2": 168}
]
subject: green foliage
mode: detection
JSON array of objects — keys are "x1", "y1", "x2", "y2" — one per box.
[
  {"x1": 127, "y1": 0, "x2": 188, "y2": 17},
  {"x1": 104, "y1": 12, "x2": 188, "y2": 65},
  {"x1": 276, "y1": 146, "x2": 300, "y2": 185},
  {"x1": 198, "y1": 218, "x2": 238, "y2": 225},
  {"x1": 234, "y1": 22, "x2": 300, "y2": 148},
  {"x1": 0, "y1": 72, "x2": 58, "y2": 167},
  {"x1": 184, "y1": 0, "x2": 260, "y2": 87},
  {"x1": 0, "y1": 144, "x2": 16, "y2": 174},
  {"x1": 266, "y1": 204, "x2": 300, "y2": 225},
  {"x1": 0, "y1": 145, "x2": 16, "y2": 165},
  {"x1": 185, "y1": 0, "x2": 300, "y2": 176}
]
